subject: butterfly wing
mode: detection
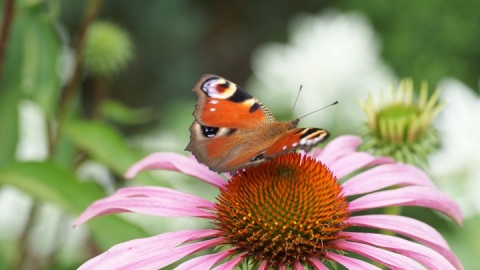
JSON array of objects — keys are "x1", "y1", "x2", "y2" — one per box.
[
  {"x1": 263, "y1": 127, "x2": 329, "y2": 157},
  {"x1": 186, "y1": 74, "x2": 279, "y2": 172},
  {"x1": 191, "y1": 74, "x2": 275, "y2": 129},
  {"x1": 186, "y1": 74, "x2": 330, "y2": 173}
]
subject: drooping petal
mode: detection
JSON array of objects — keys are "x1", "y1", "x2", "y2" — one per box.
[
  {"x1": 74, "y1": 187, "x2": 215, "y2": 225},
  {"x1": 348, "y1": 186, "x2": 463, "y2": 224},
  {"x1": 127, "y1": 237, "x2": 225, "y2": 269},
  {"x1": 295, "y1": 261, "x2": 304, "y2": 270},
  {"x1": 348, "y1": 214, "x2": 447, "y2": 247},
  {"x1": 112, "y1": 186, "x2": 215, "y2": 209},
  {"x1": 341, "y1": 232, "x2": 459, "y2": 270},
  {"x1": 173, "y1": 250, "x2": 232, "y2": 270},
  {"x1": 258, "y1": 261, "x2": 269, "y2": 270},
  {"x1": 212, "y1": 252, "x2": 246, "y2": 270},
  {"x1": 124, "y1": 152, "x2": 226, "y2": 189},
  {"x1": 333, "y1": 240, "x2": 425, "y2": 269},
  {"x1": 326, "y1": 252, "x2": 382, "y2": 270},
  {"x1": 315, "y1": 135, "x2": 362, "y2": 165},
  {"x1": 309, "y1": 147, "x2": 324, "y2": 158},
  {"x1": 329, "y1": 152, "x2": 382, "y2": 179},
  {"x1": 347, "y1": 215, "x2": 462, "y2": 269},
  {"x1": 113, "y1": 187, "x2": 216, "y2": 213},
  {"x1": 363, "y1": 155, "x2": 395, "y2": 167},
  {"x1": 79, "y1": 229, "x2": 218, "y2": 270},
  {"x1": 342, "y1": 163, "x2": 435, "y2": 196}
]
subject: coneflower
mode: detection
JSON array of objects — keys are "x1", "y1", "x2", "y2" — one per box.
[{"x1": 75, "y1": 136, "x2": 462, "y2": 269}]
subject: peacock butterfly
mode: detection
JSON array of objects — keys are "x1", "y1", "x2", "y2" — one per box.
[{"x1": 185, "y1": 74, "x2": 330, "y2": 173}]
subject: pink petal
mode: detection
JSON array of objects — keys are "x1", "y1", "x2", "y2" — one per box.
[
  {"x1": 309, "y1": 147, "x2": 323, "y2": 158},
  {"x1": 364, "y1": 155, "x2": 395, "y2": 166},
  {"x1": 113, "y1": 186, "x2": 215, "y2": 209},
  {"x1": 315, "y1": 135, "x2": 362, "y2": 165},
  {"x1": 258, "y1": 261, "x2": 268, "y2": 270},
  {"x1": 333, "y1": 240, "x2": 425, "y2": 269},
  {"x1": 128, "y1": 237, "x2": 224, "y2": 269},
  {"x1": 111, "y1": 186, "x2": 211, "y2": 202},
  {"x1": 75, "y1": 187, "x2": 215, "y2": 226},
  {"x1": 125, "y1": 152, "x2": 226, "y2": 189},
  {"x1": 342, "y1": 163, "x2": 435, "y2": 196},
  {"x1": 174, "y1": 250, "x2": 232, "y2": 270},
  {"x1": 341, "y1": 232, "x2": 459, "y2": 270},
  {"x1": 79, "y1": 229, "x2": 218, "y2": 270},
  {"x1": 326, "y1": 252, "x2": 382, "y2": 270},
  {"x1": 348, "y1": 186, "x2": 463, "y2": 224},
  {"x1": 308, "y1": 258, "x2": 329, "y2": 270},
  {"x1": 329, "y1": 152, "x2": 380, "y2": 179},
  {"x1": 293, "y1": 261, "x2": 303, "y2": 270},
  {"x1": 346, "y1": 216, "x2": 463, "y2": 269},
  {"x1": 212, "y1": 252, "x2": 246, "y2": 270},
  {"x1": 348, "y1": 214, "x2": 448, "y2": 248}
]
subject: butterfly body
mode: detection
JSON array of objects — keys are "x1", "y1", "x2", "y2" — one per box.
[{"x1": 186, "y1": 74, "x2": 329, "y2": 173}]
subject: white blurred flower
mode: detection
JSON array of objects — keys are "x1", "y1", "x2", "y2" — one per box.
[
  {"x1": 429, "y1": 78, "x2": 480, "y2": 218},
  {"x1": 0, "y1": 100, "x2": 47, "y2": 241},
  {"x1": 16, "y1": 100, "x2": 48, "y2": 161},
  {"x1": 247, "y1": 10, "x2": 395, "y2": 133}
]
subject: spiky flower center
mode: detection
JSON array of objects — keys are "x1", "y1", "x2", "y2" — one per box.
[
  {"x1": 378, "y1": 104, "x2": 418, "y2": 123},
  {"x1": 376, "y1": 103, "x2": 419, "y2": 144},
  {"x1": 215, "y1": 153, "x2": 349, "y2": 268}
]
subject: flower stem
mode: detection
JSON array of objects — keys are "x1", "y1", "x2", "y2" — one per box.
[
  {"x1": 0, "y1": 0, "x2": 15, "y2": 83},
  {"x1": 91, "y1": 75, "x2": 110, "y2": 119},
  {"x1": 12, "y1": 203, "x2": 41, "y2": 270},
  {"x1": 50, "y1": 0, "x2": 105, "y2": 154}
]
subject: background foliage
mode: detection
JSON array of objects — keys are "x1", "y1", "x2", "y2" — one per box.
[{"x1": 0, "y1": 0, "x2": 478, "y2": 269}]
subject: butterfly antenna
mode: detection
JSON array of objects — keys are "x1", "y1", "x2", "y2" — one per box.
[
  {"x1": 290, "y1": 85, "x2": 303, "y2": 119},
  {"x1": 297, "y1": 101, "x2": 339, "y2": 120}
]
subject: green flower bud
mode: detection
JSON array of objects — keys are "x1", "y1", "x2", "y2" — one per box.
[
  {"x1": 360, "y1": 78, "x2": 443, "y2": 167},
  {"x1": 83, "y1": 21, "x2": 133, "y2": 77}
]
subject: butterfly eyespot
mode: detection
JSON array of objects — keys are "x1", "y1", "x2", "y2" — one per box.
[
  {"x1": 218, "y1": 82, "x2": 230, "y2": 90},
  {"x1": 201, "y1": 125, "x2": 219, "y2": 138},
  {"x1": 201, "y1": 78, "x2": 236, "y2": 99}
]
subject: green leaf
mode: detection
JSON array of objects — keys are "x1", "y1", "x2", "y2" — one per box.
[
  {"x1": 0, "y1": 161, "x2": 149, "y2": 249},
  {"x1": 21, "y1": 6, "x2": 61, "y2": 116},
  {"x1": 64, "y1": 120, "x2": 160, "y2": 186},
  {"x1": 2, "y1": 4, "x2": 61, "y2": 117},
  {"x1": 0, "y1": 6, "x2": 28, "y2": 168},
  {"x1": 0, "y1": 3, "x2": 62, "y2": 168},
  {"x1": 0, "y1": 90, "x2": 20, "y2": 168},
  {"x1": 443, "y1": 215, "x2": 480, "y2": 270},
  {"x1": 100, "y1": 99, "x2": 153, "y2": 125},
  {"x1": 0, "y1": 161, "x2": 102, "y2": 213}
]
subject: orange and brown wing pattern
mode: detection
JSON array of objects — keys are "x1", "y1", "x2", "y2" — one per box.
[
  {"x1": 264, "y1": 128, "x2": 329, "y2": 157},
  {"x1": 192, "y1": 74, "x2": 273, "y2": 129},
  {"x1": 186, "y1": 74, "x2": 331, "y2": 173}
]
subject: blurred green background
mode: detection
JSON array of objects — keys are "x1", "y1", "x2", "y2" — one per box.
[{"x1": 0, "y1": 0, "x2": 479, "y2": 269}]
